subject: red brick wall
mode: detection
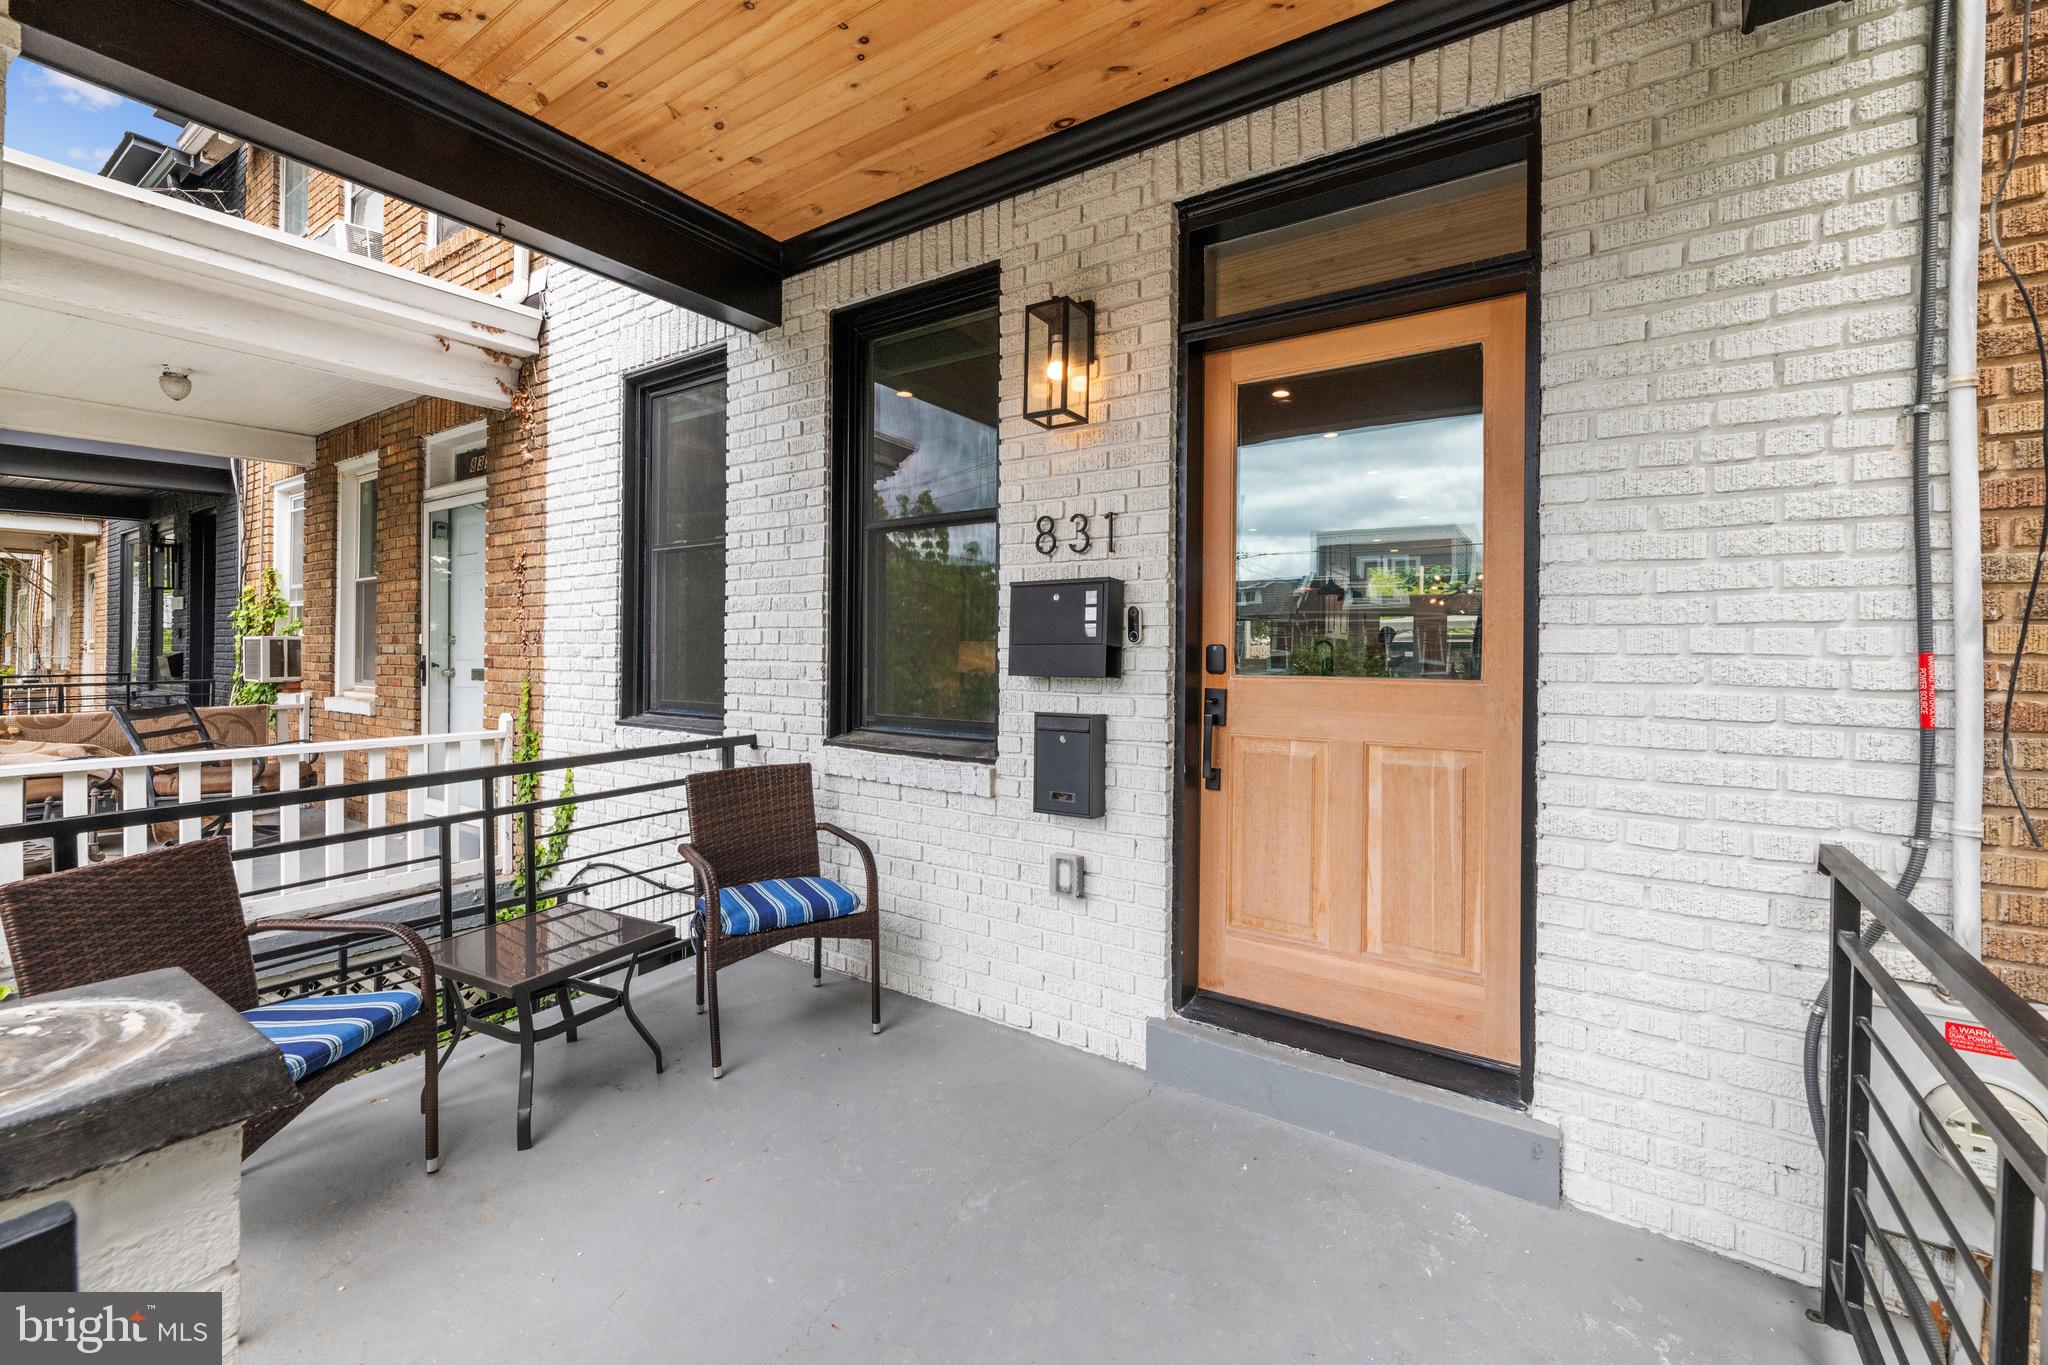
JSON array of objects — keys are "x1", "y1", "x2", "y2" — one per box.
[
  {"x1": 1982, "y1": 0, "x2": 2048, "y2": 997},
  {"x1": 244, "y1": 377, "x2": 546, "y2": 754},
  {"x1": 233, "y1": 147, "x2": 549, "y2": 752},
  {"x1": 241, "y1": 147, "x2": 534, "y2": 294}
]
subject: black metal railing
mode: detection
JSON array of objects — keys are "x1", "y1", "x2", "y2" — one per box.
[
  {"x1": 1820, "y1": 843, "x2": 2048, "y2": 1363},
  {"x1": 0, "y1": 673, "x2": 229, "y2": 714},
  {"x1": 0, "y1": 732, "x2": 756, "y2": 1008}
]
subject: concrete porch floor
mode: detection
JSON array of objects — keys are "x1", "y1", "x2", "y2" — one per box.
[{"x1": 238, "y1": 956, "x2": 1854, "y2": 1364}]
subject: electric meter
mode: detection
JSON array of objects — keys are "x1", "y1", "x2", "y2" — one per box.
[{"x1": 1921, "y1": 1081, "x2": 2048, "y2": 1186}]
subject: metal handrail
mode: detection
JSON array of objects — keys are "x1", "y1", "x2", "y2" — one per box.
[
  {"x1": 1817, "y1": 842, "x2": 2044, "y2": 1363},
  {"x1": 0, "y1": 737, "x2": 753, "y2": 1011}
]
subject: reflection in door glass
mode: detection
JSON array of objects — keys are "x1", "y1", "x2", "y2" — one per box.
[{"x1": 1235, "y1": 345, "x2": 1485, "y2": 680}]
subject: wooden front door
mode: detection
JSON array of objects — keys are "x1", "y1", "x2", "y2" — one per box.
[{"x1": 1196, "y1": 296, "x2": 1527, "y2": 1065}]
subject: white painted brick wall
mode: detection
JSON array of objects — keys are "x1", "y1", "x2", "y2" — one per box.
[
  {"x1": 0, "y1": 1130, "x2": 249, "y2": 1359},
  {"x1": 543, "y1": 0, "x2": 1947, "y2": 1285}
]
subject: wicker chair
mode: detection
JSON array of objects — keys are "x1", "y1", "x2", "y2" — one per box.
[
  {"x1": 679, "y1": 763, "x2": 881, "y2": 1078},
  {"x1": 0, "y1": 838, "x2": 441, "y2": 1169}
]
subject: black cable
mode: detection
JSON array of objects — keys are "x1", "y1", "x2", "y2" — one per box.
[{"x1": 1995, "y1": 0, "x2": 2048, "y2": 845}]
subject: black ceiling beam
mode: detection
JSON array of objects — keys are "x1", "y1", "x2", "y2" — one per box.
[
  {"x1": 0, "y1": 485, "x2": 153, "y2": 521},
  {"x1": 15, "y1": 0, "x2": 783, "y2": 333},
  {"x1": 782, "y1": 0, "x2": 1568, "y2": 272},
  {"x1": 0, "y1": 446, "x2": 235, "y2": 496}
]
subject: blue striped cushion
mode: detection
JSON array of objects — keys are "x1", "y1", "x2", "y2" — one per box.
[
  {"x1": 243, "y1": 990, "x2": 421, "y2": 1083},
  {"x1": 700, "y1": 875, "x2": 860, "y2": 937}
]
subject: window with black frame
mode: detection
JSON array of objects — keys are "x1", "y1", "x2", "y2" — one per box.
[
  {"x1": 831, "y1": 270, "x2": 1001, "y2": 752},
  {"x1": 622, "y1": 351, "x2": 727, "y2": 726}
]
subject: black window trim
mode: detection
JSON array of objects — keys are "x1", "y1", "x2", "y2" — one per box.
[
  {"x1": 828, "y1": 264, "x2": 1003, "y2": 758},
  {"x1": 619, "y1": 345, "x2": 729, "y2": 732},
  {"x1": 117, "y1": 528, "x2": 143, "y2": 680}
]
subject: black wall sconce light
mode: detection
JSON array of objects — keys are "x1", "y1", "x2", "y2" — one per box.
[
  {"x1": 148, "y1": 536, "x2": 181, "y2": 592},
  {"x1": 1023, "y1": 296, "x2": 1096, "y2": 429}
]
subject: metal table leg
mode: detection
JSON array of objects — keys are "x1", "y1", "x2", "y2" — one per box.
[
  {"x1": 615, "y1": 956, "x2": 664, "y2": 1074},
  {"x1": 515, "y1": 986, "x2": 538, "y2": 1151},
  {"x1": 438, "y1": 982, "x2": 467, "y2": 1069},
  {"x1": 557, "y1": 981, "x2": 579, "y2": 1042}
]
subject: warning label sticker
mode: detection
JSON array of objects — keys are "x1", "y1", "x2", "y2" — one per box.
[{"x1": 1946, "y1": 1021, "x2": 2016, "y2": 1060}]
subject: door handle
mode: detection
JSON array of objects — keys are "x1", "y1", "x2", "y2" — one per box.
[{"x1": 1201, "y1": 687, "x2": 1227, "y2": 791}]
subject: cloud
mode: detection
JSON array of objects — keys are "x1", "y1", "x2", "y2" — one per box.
[
  {"x1": 66, "y1": 146, "x2": 114, "y2": 168},
  {"x1": 1236, "y1": 415, "x2": 1486, "y2": 578},
  {"x1": 33, "y1": 68, "x2": 125, "y2": 111}
]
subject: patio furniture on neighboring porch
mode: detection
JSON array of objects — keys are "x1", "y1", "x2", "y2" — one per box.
[
  {"x1": 0, "y1": 838, "x2": 441, "y2": 1169},
  {"x1": 679, "y1": 762, "x2": 882, "y2": 1078},
  {"x1": 112, "y1": 699, "x2": 272, "y2": 794},
  {"x1": 430, "y1": 904, "x2": 674, "y2": 1151},
  {"x1": 111, "y1": 700, "x2": 315, "y2": 843}
]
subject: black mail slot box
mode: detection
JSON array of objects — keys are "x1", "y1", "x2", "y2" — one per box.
[
  {"x1": 1009, "y1": 578, "x2": 1124, "y2": 678},
  {"x1": 1034, "y1": 713, "x2": 1107, "y2": 819}
]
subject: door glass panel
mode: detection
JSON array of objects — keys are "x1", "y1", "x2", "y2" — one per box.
[
  {"x1": 1234, "y1": 345, "x2": 1485, "y2": 680},
  {"x1": 428, "y1": 503, "x2": 487, "y2": 733},
  {"x1": 428, "y1": 512, "x2": 454, "y2": 732}
]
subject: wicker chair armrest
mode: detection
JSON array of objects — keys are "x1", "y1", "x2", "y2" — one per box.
[
  {"x1": 816, "y1": 823, "x2": 879, "y2": 908},
  {"x1": 244, "y1": 917, "x2": 437, "y2": 1003},
  {"x1": 676, "y1": 842, "x2": 719, "y2": 945}
]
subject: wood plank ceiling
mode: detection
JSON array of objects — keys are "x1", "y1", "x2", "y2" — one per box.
[{"x1": 309, "y1": 0, "x2": 1396, "y2": 241}]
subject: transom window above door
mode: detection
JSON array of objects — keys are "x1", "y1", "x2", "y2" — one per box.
[
  {"x1": 427, "y1": 422, "x2": 489, "y2": 489},
  {"x1": 1183, "y1": 111, "x2": 1533, "y2": 326}
]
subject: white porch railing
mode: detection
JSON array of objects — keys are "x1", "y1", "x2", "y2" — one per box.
[{"x1": 0, "y1": 715, "x2": 514, "y2": 917}]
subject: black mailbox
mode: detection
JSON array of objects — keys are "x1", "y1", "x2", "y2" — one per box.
[
  {"x1": 1009, "y1": 578, "x2": 1124, "y2": 677},
  {"x1": 1034, "y1": 713, "x2": 1107, "y2": 819}
]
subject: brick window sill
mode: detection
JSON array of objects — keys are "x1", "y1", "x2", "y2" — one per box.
[{"x1": 322, "y1": 693, "x2": 375, "y2": 717}]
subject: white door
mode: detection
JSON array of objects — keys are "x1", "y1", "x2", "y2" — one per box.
[{"x1": 425, "y1": 500, "x2": 486, "y2": 733}]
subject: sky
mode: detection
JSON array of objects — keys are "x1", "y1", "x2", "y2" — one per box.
[
  {"x1": 1236, "y1": 414, "x2": 1486, "y2": 581},
  {"x1": 4, "y1": 58, "x2": 176, "y2": 172}
]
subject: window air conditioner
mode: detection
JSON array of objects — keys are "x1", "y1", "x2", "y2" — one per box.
[
  {"x1": 318, "y1": 219, "x2": 385, "y2": 262},
  {"x1": 241, "y1": 635, "x2": 302, "y2": 684}
]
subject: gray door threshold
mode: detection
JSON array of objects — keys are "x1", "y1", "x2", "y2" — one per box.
[{"x1": 1146, "y1": 1014, "x2": 1561, "y2": 1207}]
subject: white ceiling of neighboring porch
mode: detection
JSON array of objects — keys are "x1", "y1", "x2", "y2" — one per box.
[
  {"x1": 0, "y1": 149, "x2": 543, "y2": 467},
  {"x1": 0, "y1": 303, "x2": 428, "y2": 463}
]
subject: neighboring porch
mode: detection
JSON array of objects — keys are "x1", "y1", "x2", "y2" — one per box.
[{"x1": 237, "y1": 951, "x2": 1850, "y2": 1365}]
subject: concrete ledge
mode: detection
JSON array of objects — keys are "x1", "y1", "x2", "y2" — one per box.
[
  {"x1": 0, "y1": 967, "x2": 296, "y2": 1201},
  {"x1": 1146, "y1": 1015, "x2": 1561, "y2": 1207}
]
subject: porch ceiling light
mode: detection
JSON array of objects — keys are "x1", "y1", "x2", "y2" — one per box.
[
  {"x1": 1023, "y1": 295, "x2": 1095, "y2": 429},
  {"x1": 159, "y1": 368, "x2": 192, "y2": 402}
]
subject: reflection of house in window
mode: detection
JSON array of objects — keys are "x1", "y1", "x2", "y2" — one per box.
[
  {"x1": 1316, "y1": 523, "x2": 1480, "y2": 597},
  {"x1": 1234, "y1": 522, "x2": 1484, "y2": 679}
]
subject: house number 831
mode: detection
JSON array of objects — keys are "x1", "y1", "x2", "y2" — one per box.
[{"x1": 1034, "y1": 512, "x2": 1118, "y2": 557}]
